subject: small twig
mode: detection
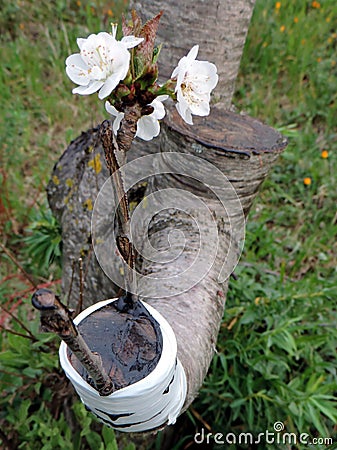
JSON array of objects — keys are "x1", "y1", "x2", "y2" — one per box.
[
  {"x1": 0, "y1": 243, "x2": 37, "y2": 288},
  {"x1": 31, "y1": 289, "x2": 115, "y2": 396},
  {"x1": 100, "y1": 120, "x2": 131, "y2": 237},
  {"x1": 99, "y1": 120, "x2": 138, "y2": 309},
  {"x1": 0, "y1": 304, "x2": 37, "y2": 340},
  {"x1": 0, "y1": 324, "x2": 37, "y2": 342},
  {"x1": 0, "y1": 368, "x2": 32, "y2": 379}
]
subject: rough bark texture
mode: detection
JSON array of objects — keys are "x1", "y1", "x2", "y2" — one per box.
[
  {"x1": 140, "y1": 106, "x2": 287, "y2": 411},
  {"x1": 130, "y1": 0, "x2": 256, "y2": 108},
  {"x1": 47, "y1": 134, "x2": 160, "y2": 308}
]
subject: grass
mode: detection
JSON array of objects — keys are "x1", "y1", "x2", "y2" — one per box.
[{"x1": 1, "y1": 0, "x2": 337, "y2": 449}]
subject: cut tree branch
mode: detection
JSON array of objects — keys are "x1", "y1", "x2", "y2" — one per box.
[{"x1": 31, "y1": 288, "x2": 114, "y2": 396}]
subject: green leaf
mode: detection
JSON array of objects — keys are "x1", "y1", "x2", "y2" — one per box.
[
  {"x1": 22, "y1": 366, "x2": 42, "y2": 378},
  {"x1": 106, "y1": 443, "x2": 118, "y2": 450},
  {"x1": 18, "y1": 399, "x2": 31, "y2": 423},
  {"x1": 240, "y1": 309, "x2": 256, "y2": 325},
  {"x1": 102, "y1": 426, "x2": 117, "y2": 448},
  {"x1": 133, "y1": 56, "x2": 145, "y2": 80},
  {"x1": 123, "y1": 444, "x2": 136, "y2": 450},
  {"x1": 230, "y1": 398, "x2": 246, "y2": 409},
  {"x1": 85, "y1": 432, "x2": 104, "y2": 450},
  {"x1": 309, "y1": 397, "x2": 337, "y2": 423},
  {"x1": 152, "y1": 43, "x2": 162, "y2": 64},
  {"x1": 307, "y1": 403, "x2": 327, "y2": 436}
]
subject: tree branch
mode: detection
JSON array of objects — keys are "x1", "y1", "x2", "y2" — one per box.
[
  {"x1": 99, "y1": 117, "x2": 140, "y2": 311},
  {"x1": 31, "y1": 289, "x2": 115, "y2": 396}
]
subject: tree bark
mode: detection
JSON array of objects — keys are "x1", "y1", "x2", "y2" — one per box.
[
  {"x1": 47, "y1": 105, "x2": 287, "y2": 412},
  {"x1": 47, "y1": 134, "x2": 159, "y2": 308},
  {"x1": 130, "y1": 0, "x2": 256, "y2": 109},
  {"x1": 139, "y1": 105, "x2": 287, "y2": 410}
]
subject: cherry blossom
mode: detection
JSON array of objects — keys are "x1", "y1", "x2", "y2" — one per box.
[
  {"x1": 65, "y1": 25, "x2": 143, "y2": 100},
  {"x1": 171, "y1": 45, "x2": 218, "y2": 125}
]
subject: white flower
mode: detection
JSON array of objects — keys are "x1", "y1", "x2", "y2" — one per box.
[
  {"x1": 105, "y1": 95, "x2": 168, "y2": 141},
  {"x1": 171, "y1": 45, "x2": 218, "y2": 125},
  {"x1": 65, "y1": 25, "x2": 143, "y2": 100}
]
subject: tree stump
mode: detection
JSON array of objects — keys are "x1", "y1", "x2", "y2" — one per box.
[{"x1": 47, "y1": 104, "x2": 287, "y2": 417}]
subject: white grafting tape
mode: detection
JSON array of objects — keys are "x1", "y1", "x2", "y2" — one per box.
[{"x1": 59, "y1": 299, "x2": 187, "y2": 432}]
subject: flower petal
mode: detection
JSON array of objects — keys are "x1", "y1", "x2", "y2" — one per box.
[
  {"x1": 72, "y1": 80, "x2": 104, "y2": 95},
  {"x1": 65, "y1": 54, "x2": 91, "y2": 85},
  {"x1": 121, "y1": 35, "x2": 144, "y2": 49},
  {"x1": 76, "y1": 38, "x2": 87, "y2": 50},
  {"x1": 189, "y1": 97, "x2": 210, "y2": 117},
  {"x1": 105, "y1": 101, "x2": 124, "y2": 134},
  {"x1": 66, "y1": 53, "x2": 87, "y2": 69},
  {"x1": 155, "y1": 94, "x2": 169, "y2": 103},
  {"x1": 96, "y1": 31, "x2": 114, "y2": 42},
  {"x1": 98, "y1": 74, "x2": 121, "y2": 99},
  {"x1": 113, "y1": 115, "x2": 123, "y2": 134},
  {"x1": 150, "y1": 95, "x2": 168, "y2": 120},
  {"x1": 175, "y1": 98, "x2": 193, "y2": 125},
  {"x1": 186, "y1": 45, "x2": 199, "y2": 61},
  {"x1": 104, "y1": 101, "x2": 119, "y2": 117},
  {"x1": 190, "y1": 61, "x2": 219, "y2": 92},
  {"x1": 136, "y1": 115, "x2": 160, "y2": 141}
]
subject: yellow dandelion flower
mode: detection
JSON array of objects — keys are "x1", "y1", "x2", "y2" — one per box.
[
  {"x1": 280, "y1": 25, "x2": 286, "y2": 32},
  {"x1": 312, "y1": 1, "x2": 321, "y2": 8},
  {"x1": 326, "y1": 17, "x2": 331, "y2": 23},
  {"x1": 317, "y1": 57, "x2": 322, "y2": 63},
  {"x1": 107, "y1": 9, "x2": 113, "y2": 17},
  {"x1": 76, "y1": 0, "x2": 81, "y2": 6},
  {"x1": 321, "y1": 150, "x2": 329, "y2": 159},
  {"x1": 275, "y1": 2, "x2": 281, "y2": 9},
  {"x1": 294, "y1": 17, "x2": 299, "y2": 23},
  {"x1": 303, "y1": 177, "x2": 312, "y2": 186}
]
